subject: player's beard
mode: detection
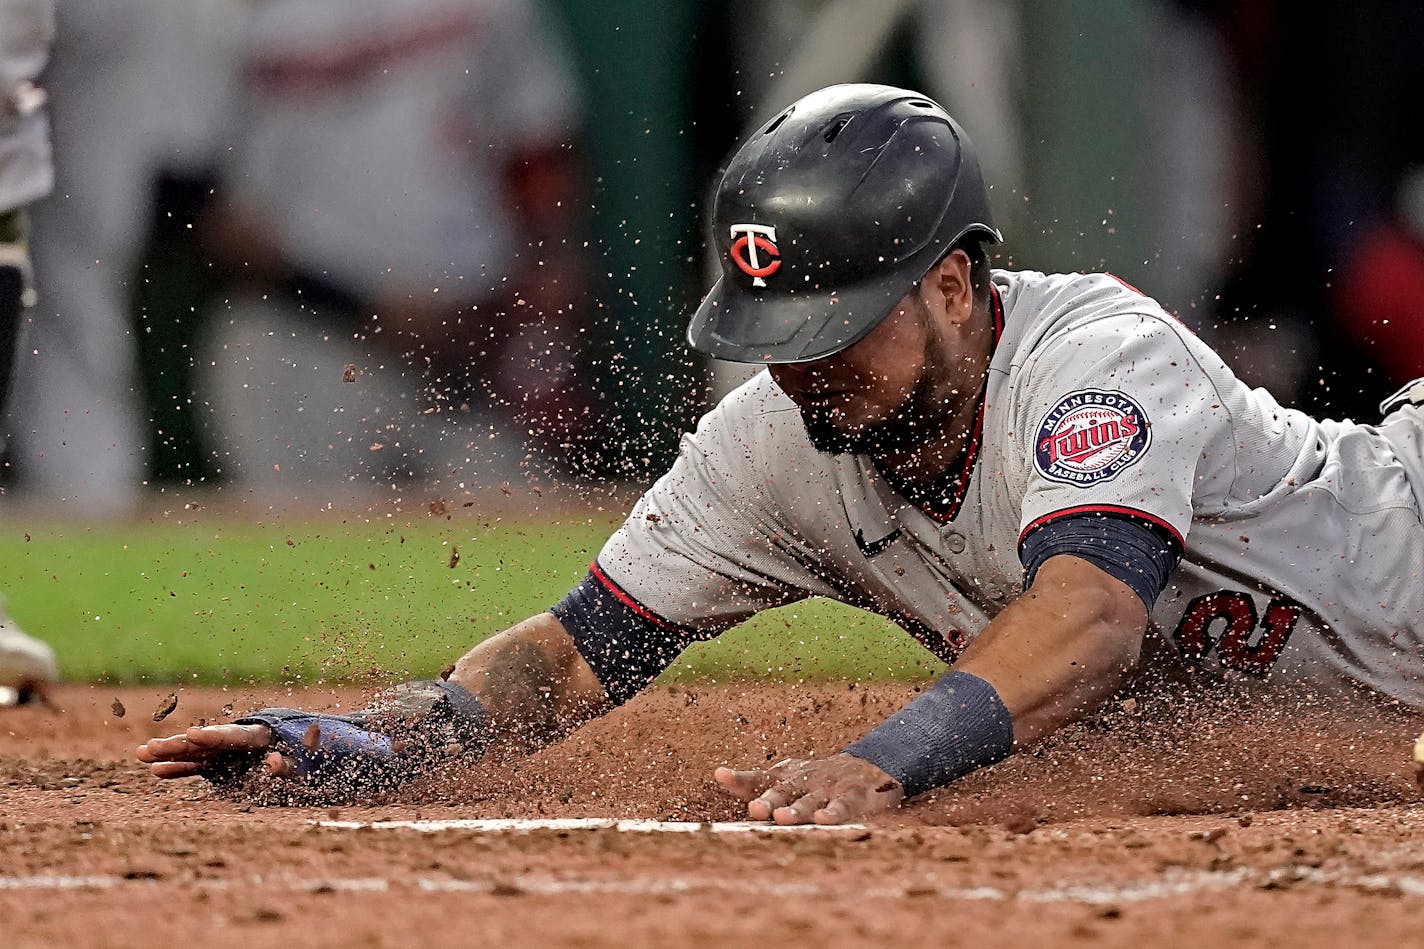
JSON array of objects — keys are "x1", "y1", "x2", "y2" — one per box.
[
  {"x1": 798, "y1": 373, "x2": 934, "y2": 456},
  {"x1": 799, "y1": 326, "x2": 951, "y2": 458},
  {"x1": 799, "y1": 405, "x2": 861, "y2": 455}
]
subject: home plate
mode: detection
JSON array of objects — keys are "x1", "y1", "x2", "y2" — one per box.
[{"x1": 313, "y1": 818, "x2": 867, "y2": 834}]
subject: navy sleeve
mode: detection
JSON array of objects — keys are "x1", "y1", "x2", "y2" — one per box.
[
  {"x1": 1019, "y1": 512, "x2": 1182, "y2": 609},
  {"x1": 549, "y1": 563, "x2": 703, "y2": 706}
]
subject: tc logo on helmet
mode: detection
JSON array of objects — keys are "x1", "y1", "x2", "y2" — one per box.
[{"x1": 728, "y1": 224, "x2": 781, "y2": 286}]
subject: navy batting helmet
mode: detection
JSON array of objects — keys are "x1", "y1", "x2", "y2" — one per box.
[{"x1": 687, "y1": 84, "x2": 1002, "y2": 364}]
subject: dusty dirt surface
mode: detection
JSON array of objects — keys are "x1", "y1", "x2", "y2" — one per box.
[{"x1": 3, "y1": 681, "x2": 1424, "y2": 948}]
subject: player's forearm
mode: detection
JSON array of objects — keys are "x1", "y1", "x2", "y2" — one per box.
[
  {"x1": 446, "y1": 612, "x2": 610, "y2": 749},
  {"x1": 955, "y1": 555, "x2": 1148, "y2": 745},
  {"x1": 842, "y1": 556, "x2": 1148, "y2": 799}
]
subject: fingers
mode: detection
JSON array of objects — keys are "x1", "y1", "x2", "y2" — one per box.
[
  {"x1": 748, "y1": 776, "x2": 807, "y2": 820},
  {"x1": 719, "y1": 755, "x2": 905, "y2": 825},
  {"x1": 147, "y1": 753, "x2": 296, "y2": 782},
  {"x1": 715, "y1": 761, "x2": 816, "y2": 820},
  {"x1": 137, "y1": 734, "x2": 215, "y2": 764},
  {"x1": 137, "y1": 724, "x2": 274, "y2": 763},
  {"x1": 773, "y1": 790, "x2": 830, "y2": 826},
  {"x1": 136, "y1": 719, "x2": 304, "y2": 789},
  {"x1": 184, "y1": 723, "x2": 274, "y2": 752},
  {"x1": 137, "y1": 723, "x2": 282, "y2": 783},
  {"x1": 712, "y1": 765, "x2": 778, "y2": 801},
  {"x1": 813, "y1": 797, "x2": 855, "y2": 825},
  {"x1": 148, "y1": 761, "x2": 206, "y2": 779},
  {"x1": 264, "y1": 751, "x2": 296, "y2": 779}
]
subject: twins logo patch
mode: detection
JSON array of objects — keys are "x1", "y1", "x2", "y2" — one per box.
[{"x1": 1034, "y1": 389, "x2": 1151, "y2": 486}]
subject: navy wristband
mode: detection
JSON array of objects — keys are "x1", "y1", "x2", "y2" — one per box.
[{"x1": 843, "y1": 671, "x2": 1014, "y2": 799}]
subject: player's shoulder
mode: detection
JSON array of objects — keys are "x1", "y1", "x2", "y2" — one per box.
[
  {"x1": 705, "y1": 370, "x2": 793, "y2": 422},
  {"x1": 685, "y1": 370, "x2": 817, "y2": 466},
  {"x1": 995, "y1": 269, "x2": 1173, "y2": 330},
  {"x1": 993, "y1": 269, "x2": 1192, "y2": 366}
]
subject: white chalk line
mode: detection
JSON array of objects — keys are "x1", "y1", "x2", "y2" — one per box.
[
  {"x1": 4, "y1": 866, "x2": 1424, "y2": 903},
  {"x1": 0, "y1": 876, "x2": 119, "y2": 890},
  {"x1": 312, "y1": 818, "x2": 867, "y2": 835}
]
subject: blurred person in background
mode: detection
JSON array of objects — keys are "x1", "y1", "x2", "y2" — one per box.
[
  {"x1": 1334, "y1": 165, "x2": 1424, "y2": 389},
  {"x1": 200, "y1": 0, "x2": 590, "y2": 493},
  {"x1": 1198, "y1": 0, "x2": 1424, "y2": 419},
  {"x1": 0, "y1": 0, "x2": 58, "y2": 702},
  {"x1": 5, "y1": 0, "x2": 248, "y2": 518}
]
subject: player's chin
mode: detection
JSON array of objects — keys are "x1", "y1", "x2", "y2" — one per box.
[{"x1": 800, "y1": 406, "x2": 880, "y2": 456}]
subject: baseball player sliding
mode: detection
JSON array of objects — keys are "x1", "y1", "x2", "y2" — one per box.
[{"x1": 140, "y1": 85, "x2": 1424, "y2": 824}]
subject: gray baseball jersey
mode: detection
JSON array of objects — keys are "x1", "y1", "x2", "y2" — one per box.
[{"x1": 597, "y1": 269, "x2": 1424, "y2": 705}]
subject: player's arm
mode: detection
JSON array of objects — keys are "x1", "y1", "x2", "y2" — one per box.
[
  {"x1": 946, "y1": 553, "x2": 1149, "y2": 740},
  {"x1": 141, "y1": 391, "x2": 819, "y2": 795},
  {"x1": 445, "y1": 611, "x2": 608, "y2": 743},
  {"x1": 717, "y1": 514, "x2": 1169, "y2": 825},
  {"x1": 137, "y1": 611, "x2": 608, "y2": 783},
  {"x1": 715, "y1": 556, "x2": 1147, "y2": 824},
  {"x1": 138, "y1": 554, "x2": 733, "y2": 793}
]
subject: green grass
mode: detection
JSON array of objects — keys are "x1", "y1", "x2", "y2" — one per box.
[{"x1": 0, "y1": 516, "x2": 940, "y2": 685}]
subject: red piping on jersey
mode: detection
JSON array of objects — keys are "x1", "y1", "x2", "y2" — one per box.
[
  {"x1": 588, "y1": 559, "x2": 691, "y2": 634},
  {"x1": 911, "y1": 284, "x2": 1005, "y2": 524},
  {"x1": 1106, "y1": 273, "x2": 1146, "y2": 296},
  {"x1": 1101, "y1": 272, "x2": 1198, "y2": 337},
  {"x1": 247, "y1": 11, "x2": 482, "y2": 99},
  {"x1": 1017, "y1": 504, "x2": 1186, "y2": 550}
]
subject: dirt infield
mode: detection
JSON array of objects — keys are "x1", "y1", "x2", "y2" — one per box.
[{"x1": 3, "y1": 681, "x2": 1424, "y2": 947}]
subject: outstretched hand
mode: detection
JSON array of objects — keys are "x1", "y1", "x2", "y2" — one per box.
[
  {"x1": 714, "y1": 753, "x2": 904, "y2": 825},
  {"x1": 137, "y1": 723, "x2": 294, "y2": 781}
]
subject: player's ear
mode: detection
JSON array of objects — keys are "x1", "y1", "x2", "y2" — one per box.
[{"x1": 934, "y1": 250, "x2": 975, "y2": 326}]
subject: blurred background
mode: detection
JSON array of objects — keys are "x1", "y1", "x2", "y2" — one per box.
[{"x1": 4, "y1": 0, "x2": 1424, "y2": 521}]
